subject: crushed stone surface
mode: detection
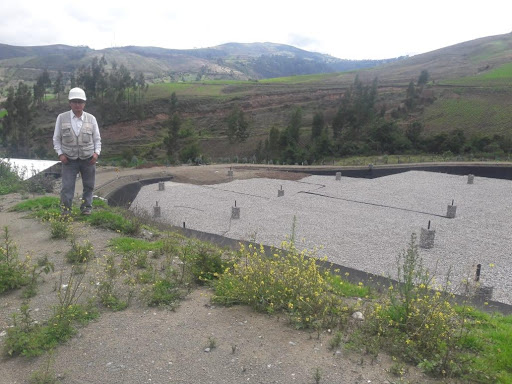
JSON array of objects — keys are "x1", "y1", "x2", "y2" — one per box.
[{"x1": 132, "y1": 171, "x2": 512, "y2": 305}]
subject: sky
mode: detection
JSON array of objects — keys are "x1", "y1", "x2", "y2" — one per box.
[{"x1": 1, "y1": 0, "x2": 511, "y2": 60}]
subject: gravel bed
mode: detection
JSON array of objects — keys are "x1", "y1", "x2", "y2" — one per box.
[{"x1": 131, "y1": 171, "x2": 512, "y2": 305}]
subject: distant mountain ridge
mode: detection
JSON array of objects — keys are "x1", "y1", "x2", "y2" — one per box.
[{"x1": 0, "y1": 42, "x2": 401, "y2": 87}]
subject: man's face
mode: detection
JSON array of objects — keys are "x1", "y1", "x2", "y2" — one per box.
[{"x1": 70, "y1": 99, "x2": 86, "y2": 116}]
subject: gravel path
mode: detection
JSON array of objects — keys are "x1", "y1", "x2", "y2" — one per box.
[{"x1": 132, "y1": 171, "x2": 512, "y2": 305}]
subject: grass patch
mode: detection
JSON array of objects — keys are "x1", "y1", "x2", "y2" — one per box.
[
  {"x1": 86, "y1": 210, "x2": 141, "y2": 235},
  {"x1": 327, "y1": 274, "x2": 372, "y2": 298},
  {"x1": 10, "y1": 196, "x2": 61, "y2": 212},
  {"x1": 109, "y1": 237, "x2": 164, "y2": 253}
]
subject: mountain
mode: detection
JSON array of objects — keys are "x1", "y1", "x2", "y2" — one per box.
[
  {"x1": 1, "y1": 33, "x2": 512, "y2": 161},
  {"x1": 0, "y1": 42, "x2": 400, "y2": 89}
]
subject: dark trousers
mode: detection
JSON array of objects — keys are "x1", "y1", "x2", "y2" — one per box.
[{"x1": 61, "y1": 158, "x2": 96, "y2": 211}]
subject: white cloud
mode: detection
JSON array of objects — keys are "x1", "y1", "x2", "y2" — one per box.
[{"x1": 0, "y1": 0, "x2": 511, "y2": 59}]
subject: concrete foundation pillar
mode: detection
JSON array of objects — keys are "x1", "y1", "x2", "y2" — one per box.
[
  {"x1": 475, "y1": 285, "x2": 494, "y2": 301},
  {"x1": 158, "y1": 181, "x2": 165, "y2": 191},
  {"x1": 420, "y1": 227, "x2": 435, "y2": 249},
  {"x1": 446, "y1": 204, "x2": 457, "y2": 219},
  {"x1": 231, "y1": 206, "x2": 240, "y2": 219},
  {"x1": 153, "y1": 202, "x2": 161, "y2": 218},
  {"x1": 467, "y1": 174, "x2": 474, "y2": 184},
  {"x1": 335, "y1": 172, "x2": 341, "y2": 181}
]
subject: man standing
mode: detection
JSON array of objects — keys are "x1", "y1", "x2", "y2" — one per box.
[{"x1": 53, "y1": 87, "x2": 101, "y2": 215}]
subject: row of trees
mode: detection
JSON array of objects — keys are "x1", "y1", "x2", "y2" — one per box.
[
  {"x1": 72, "y1": 56, "x2": 148, "y2": 122},
  {"x1": 253, "y1": 71, "x2": 510, "y2": 164},
  {"x1": 0, "y1": 56, "x2": 151, "y2": 157},
  {"x1": 1, "y1": 82, "x2": 33, "y2": 157}
]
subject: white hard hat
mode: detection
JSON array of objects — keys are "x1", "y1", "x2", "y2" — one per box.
[{"x1": 68, "y1": 87, "x2": 86, "y2": 101}]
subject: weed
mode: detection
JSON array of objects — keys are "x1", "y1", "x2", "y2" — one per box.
[
  {"x1": 29, "y1": 350, "x2": 59, "y2": 384},
  {"x1": 65, "y1": 239, "x2": 93, "y2": 264},
  {"x1": 0, "y1": 226, "x2": 29, "y2": 293},
  {"x1": 48, "y1": 213, "x2": 72, "y2": 239},
  {"x1": 135, "y1": 250, "x2": 149, "y2": 269},
  {"x1": 389, "y1": 358, "x2": 407, "y2": 377},
  {"x1": 5, "y1": 268, "x2": 98, "y2": 357},
  {"x1": 96, "y1": 254, "x2": 128, "y2": 311},
  {"x1": 313, "y1": 367, "x2": 322, "y2": 384},
  {"x1": 328, "y1": 330, "x2": 343, "y2": 351},
  {"x1": 207, "y1": 336, "x2": 217, "y2": 349},
  {"x1": 23, "y1": 255, "x2": 54, "y2": 298},
  {"x1": 146, "y1": 278, "x2": 182, "y2": 307}
]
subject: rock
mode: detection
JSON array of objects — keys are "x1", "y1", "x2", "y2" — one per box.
[
  {"x1": 352, "y1": 311, "x2": 365, "y2": 321},
  {"x1": 204, "y1": 348, "x2": 211, "y2": 352},
  {"x1": 142, "y1": 229, "x2": 154, "y2": 240}
]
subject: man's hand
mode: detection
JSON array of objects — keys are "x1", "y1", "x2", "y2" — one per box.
[
  {"x1": 59, "y1": 154, "x2": 68, "y2": 164},
  {"x1": 89, "y1": 153, "x2": 99, "y2": 165}
]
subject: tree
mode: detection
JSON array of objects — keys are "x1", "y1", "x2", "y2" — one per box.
[
  {"x1": 33, "y1": 69, "x2": 51, "y2": 106},
  {"x1": 405, "y1": 80, "x2": 416, "y2": 109},
  {"x1": 331, "y1": 107, "x2": 344, "y2": 139},
  {"x1": 268, "y1": 126, "x2": 280, "y2": 152},
  {"x1": 135, "y1": 72, "x2": 147, "y2": 104},
  {"x1": 163, "y1": 113, "x2": 182, "y2": 157},
  {"x1": 287, "y1": 107, "x2": 302, "y2": 144},
  {"x1": 1, "y1": 86, "x2": 15, "y2": 147},
  {"x1": 1, "y1": 82, "x2": 34, "y2": 156},
  {"x1": 405, "y1": 121, "x2": 423, "y2": 148},
  {"x1": 311, "y1": 111, "x2": 324, "y2": 140},
  {"x1": 226, "y1": 106, "x2": 249, "y2": 143},
  {"x1": 418, "y1": 70, "x2": 430, "y2": 87},
  {"x1": 14, "y1": 82, "x2": 33, "y2": 156},
  {"x1": 169, "y1": 92, "x2": 178, "y2": 115},
  {"x1": 53, "y1": 70, "x2": 64, "y2": 105}
]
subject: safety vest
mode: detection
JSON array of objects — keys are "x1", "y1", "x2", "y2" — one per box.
[{"x1": 58, "y1": 111, "x2": 95, "y2": 160}]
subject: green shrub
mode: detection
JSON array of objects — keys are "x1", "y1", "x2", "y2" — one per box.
[
  {"x1": 359, "y1": 234, "x2": 471, "y2": 378},
  {"x1": 213, "y1": 241, "x2": 352, "y2": 329},
  {"x1": 179, "y1": 241, "x2": 228, "y2": 285},
  {"x1": 0, "y1": 161, "x2": 24, "y2": 195}
]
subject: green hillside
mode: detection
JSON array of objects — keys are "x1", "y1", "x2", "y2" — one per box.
[{"x1": 1, "y1": 34, "x2": 512, "y2": 162}]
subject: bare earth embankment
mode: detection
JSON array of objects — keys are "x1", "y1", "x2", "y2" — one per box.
[{"x1": 0, "y1": 165, "x2": 458, "y2": 384}]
